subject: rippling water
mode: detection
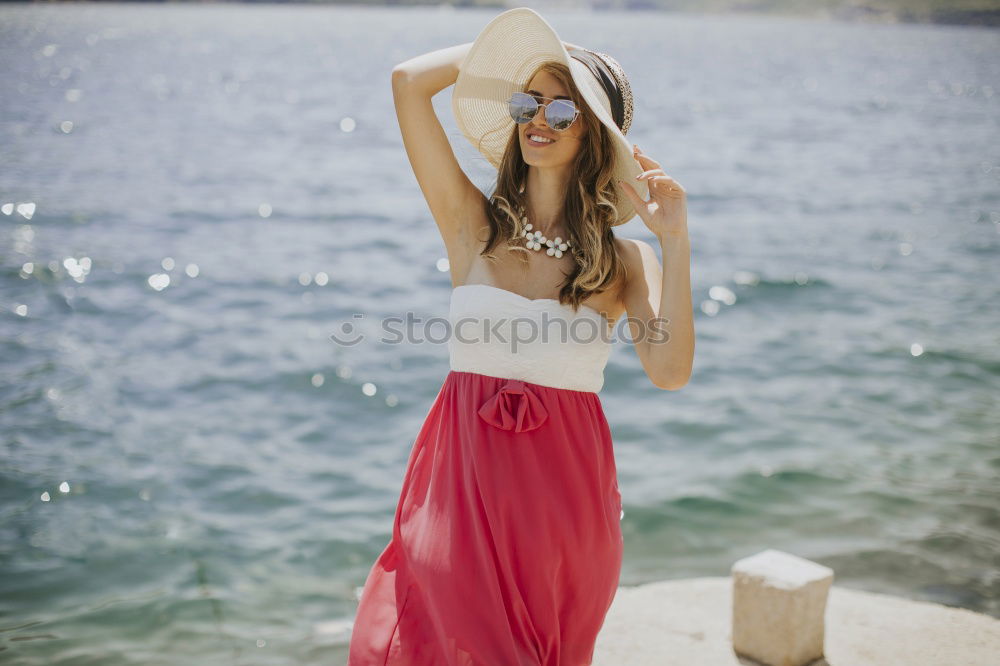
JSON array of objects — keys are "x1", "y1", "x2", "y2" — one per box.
[{"x1": 1, "y1": 4, "x2": 998, "y2": 664}]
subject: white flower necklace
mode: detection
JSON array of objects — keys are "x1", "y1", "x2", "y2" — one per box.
[{"x1": 517, "y1": 206, "x2": 571, "y2": 259}]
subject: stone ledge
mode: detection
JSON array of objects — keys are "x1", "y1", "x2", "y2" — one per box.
[{"x1": 594, "y1": 577, "x2": 1000, "y2": 665}]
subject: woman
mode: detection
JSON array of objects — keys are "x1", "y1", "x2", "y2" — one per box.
[{"x1": 348, "y1": 8, "x2": 694, "y2": 665}]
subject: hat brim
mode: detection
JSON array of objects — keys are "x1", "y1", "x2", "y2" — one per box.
[{"x1": 452, "y1": 7, "x2": 646, "y2": 227}]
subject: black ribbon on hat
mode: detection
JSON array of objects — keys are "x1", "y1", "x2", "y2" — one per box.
[{"x1": 568, "y1": 47, "x2": 626, "y2": 132}]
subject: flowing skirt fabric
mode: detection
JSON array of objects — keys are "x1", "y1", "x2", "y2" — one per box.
[{"x1": 346, "y1": 370, "x2": 623, "y2": 666}]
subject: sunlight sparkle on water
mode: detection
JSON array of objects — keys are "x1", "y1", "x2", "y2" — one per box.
[
  {"x1": 14, "y1": 225, "x2": 35, "y2": 254},
  {"x1": 63, "y1": 256, "x2": 91, "y2": 283},
  {"x1": 733, "y1": 270, "x2": 759, "y2": 286},
  {"x1": 16, "y1": 203, "x2": 36, "y2": 219},
  {"x1": 709, "y1": 285, "x2": 736, "y2": 305},
  {"x1": 148, "y1": 273, "x2": 170, "y2": 291}
]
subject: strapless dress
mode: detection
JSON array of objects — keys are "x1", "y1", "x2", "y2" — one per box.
[{"x1": 347, "y1": 283, "x2": 623, "y2": 665}]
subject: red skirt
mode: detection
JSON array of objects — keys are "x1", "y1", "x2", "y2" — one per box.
[{"x1": 347, "y1": 370, "x2": 623, "y2": 666}]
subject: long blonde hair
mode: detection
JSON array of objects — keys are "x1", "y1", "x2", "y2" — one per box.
[{"x1": 477, "y1": 61, "x2": 627, "y2": 313}]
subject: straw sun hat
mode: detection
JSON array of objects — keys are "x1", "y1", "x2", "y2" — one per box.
[{"x1": 452, "y1": 7, "x2": 647, "y2": 227}]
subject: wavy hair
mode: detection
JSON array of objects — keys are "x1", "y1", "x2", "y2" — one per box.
[{"x1": 477, "y1": 61, "x2": 627, "y2": 313}]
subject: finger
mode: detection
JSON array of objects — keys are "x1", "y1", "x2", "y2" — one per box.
[
  {"x1": 649, "y1": 178, "x2": 686, "y2": 196},
  {"x1": 635, "y1": 153, "x2": 661, "y2": 170},
  {"x1": 647, "y1": 175, "x2": 684, "y2": 190},
  {"x1": 635, "y1": 169, "x2": 665, "y2": 180},
  {"x1": 632, "y1": 145, "x2": 662, "y2": 169}
]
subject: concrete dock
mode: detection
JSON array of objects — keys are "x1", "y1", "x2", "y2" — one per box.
[{"x1": 593, "y1": 577, "x2": 1000, "y2": 665}]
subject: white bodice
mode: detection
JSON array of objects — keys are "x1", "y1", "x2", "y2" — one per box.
[{"x1": 448, "y1": 284, "x2": 612, "y2": 393}]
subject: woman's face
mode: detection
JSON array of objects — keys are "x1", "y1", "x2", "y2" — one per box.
[{"x1": 519, "y1": 70, "x2": 587, "y2": 168}]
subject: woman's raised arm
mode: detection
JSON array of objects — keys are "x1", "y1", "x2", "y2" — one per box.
[{"x1": 390, "y1": 43, "x2": 484, "y2": 254}]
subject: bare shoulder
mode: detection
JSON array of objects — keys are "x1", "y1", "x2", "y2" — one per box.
[
  {"x1": 614, "y1": 236, "x2": 650, "y2": 268},
  {"x1": 613, "y1": 237, "x2": 660, "y2": 286}
]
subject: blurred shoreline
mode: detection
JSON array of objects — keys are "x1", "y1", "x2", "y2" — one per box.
[{"x1": 20, "y1": 0, "x2": 1000, "y2": 28}]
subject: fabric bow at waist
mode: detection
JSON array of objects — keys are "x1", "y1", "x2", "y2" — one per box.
[{"x1": 477, "y1": 379, "x2": 549, "y2": 433}]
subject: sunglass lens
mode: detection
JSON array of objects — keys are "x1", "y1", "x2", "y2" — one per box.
[
  {"x1": 508, "y1": 93, "x2": 537, "y2": 124},
  {"x1": 545, "y1": 100, "x2": 577, "y2": 131}
]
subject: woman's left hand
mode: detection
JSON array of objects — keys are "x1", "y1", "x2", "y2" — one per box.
[{"x1": 619, "y1": 145, "x2": 688, "y2": 238}]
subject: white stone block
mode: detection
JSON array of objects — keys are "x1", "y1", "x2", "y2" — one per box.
[{"x1": 731, "y1": 549, "x2": 834, "y2": 666}]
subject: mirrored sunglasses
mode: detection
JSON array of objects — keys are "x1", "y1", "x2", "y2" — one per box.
[{"x1": 507, "y1": 92, "x2": 580, "y2": 132}]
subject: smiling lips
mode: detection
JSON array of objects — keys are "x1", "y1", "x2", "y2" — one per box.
[{"x1": 526, "y1": 131, "x2": 556, "y2": 147}]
